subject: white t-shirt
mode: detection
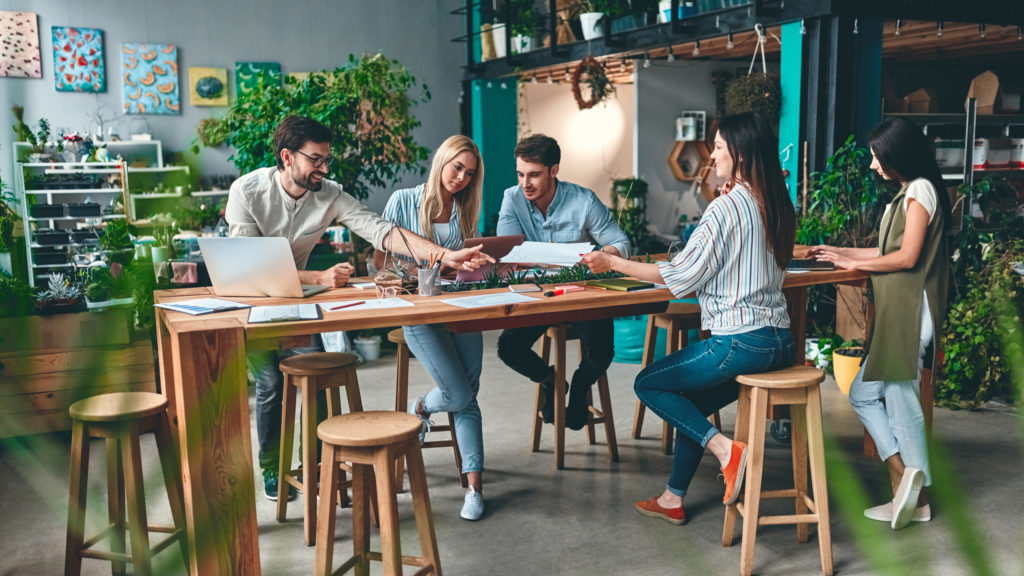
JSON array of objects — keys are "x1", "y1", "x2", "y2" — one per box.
[{"x1": 881, "y1": 178, "x2": 938, "y2": 225}]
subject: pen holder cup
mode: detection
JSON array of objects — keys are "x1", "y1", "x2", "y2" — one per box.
[{"x1": 417, "y1": 268, "x2": 441, "y2": 297}]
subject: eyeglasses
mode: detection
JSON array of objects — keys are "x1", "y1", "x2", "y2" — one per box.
[
  {"x1": 376, "y1": 285, "x2": 398, "y2": 300},
  {"x1": 292, "y1": 149, "x2": 334, "y2": 169}
]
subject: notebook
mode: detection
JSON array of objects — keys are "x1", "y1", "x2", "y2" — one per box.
[
  {"x1": 787, "y1": 259, "x2": 835, "y2": 271},
  {"x1": 586, "y1": 278, "x2": 654, "y2": 292},
  {"x1": 198, "y1": 237, "x2": 331, "y2": 298},
  {"x1": 455, "y1": 235, "x2": 525, "y2": 283}
]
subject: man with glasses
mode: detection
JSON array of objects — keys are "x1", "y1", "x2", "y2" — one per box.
[{"x1": 226, "y1": 115, "x2": 491, "y2": 500}]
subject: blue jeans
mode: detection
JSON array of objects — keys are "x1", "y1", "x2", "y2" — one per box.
[
  {"x1": 403, "y1": 324, "x2": 484, "y2": 474},
  {"x1": 849, "y1": 292, "x2": 933, "y2": 486},
  {"x1": 634, "y1": 327, "x2": 794, "y2": 496}
]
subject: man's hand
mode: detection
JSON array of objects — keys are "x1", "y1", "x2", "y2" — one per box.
[
  {"x1": 320, "y1": 263, "x2": 355, "y2": 287},
  {"x1": 442, "y1": 244, "x2": 496, "y2": 271},
  {"x1": 580, "y1": 251, "x2": 616, "y2": 274}
]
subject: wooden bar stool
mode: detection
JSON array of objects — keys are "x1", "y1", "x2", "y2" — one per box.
[
  {"x1": 315, "y1": 411, "x2": 441, "y2": 576},
  {"x1": 65, "y1": 392, "x2": 188, "y2": 576},
  {"x1": 278, "y1": 352, "x2": 363, "y2": 547},
  {"x1": 388, "y1": 328, "x2": 464, "y2": 489},
  {"x1": 632, "y1": 303, "x2": 721, "y2": 455},
  {"x1": 722, "y1": 365, "x2": 832, "y2": 576},
  {"x1": 532, "y1": 324, "x2": 618, "y2": 470}
]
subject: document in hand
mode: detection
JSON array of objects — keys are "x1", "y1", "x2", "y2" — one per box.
[
  {"x1": 248, "y1": 304, "x2": 322, "y2": 323},
  {"x1": 499, "y1": 241, "x2": 595, "y2": 267},
  {"x1": 154, "y1": 298, "x2": 251, "y2": 316}
]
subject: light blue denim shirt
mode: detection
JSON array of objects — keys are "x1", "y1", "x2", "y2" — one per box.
[{"x1": 495, "y1": 180, "x2": 631, "y2": 258}]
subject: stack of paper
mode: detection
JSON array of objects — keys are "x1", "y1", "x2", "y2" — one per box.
[{"x1": 500, "y1": 241, "x2": 595, "y2": 267}]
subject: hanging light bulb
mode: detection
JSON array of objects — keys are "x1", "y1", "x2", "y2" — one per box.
[
  {"x1": 500, "y1": 81, "x2": 507, "y2": 89},
  {"x1": 936, "y1": 20, "x2": 944, "y2": 38},
  {"x1": 726, "y1": 32, "x2": 734, "y2": 50},
  {"x1": 547, "y1": 73, "x2": 553, "y2": 84},
  {"x1": 978, "y1": 23, "x2": 986, "y2": 39},
  {"x1": 799, "y1": 19, "x2": 807, "y2": 35},
  {"x1": 692, "y1": 39, "x2": 700, "y2": 57},
  {"x1": 531, "y1": 74, "x2": 538, "y2": 84},
  {"x1": 894, "y1": 18, "x2": 903, "y2": 36},
  {"x1": 1018, "y1": 25, "x2": 1023, "y2": 40},
  {"x1": 853, "y1": 18, "x2": 859, "y2": 35},
  {"x1": 564, "y1": 66, "x2": 571, "y2": 81},
  {"x1": 666, "y1": 45, "x2": 675, "y2": 62},
  {"x1": 642, "y1": 53, "x2": 651, "y2": 69},
  {"x1": 487, "y1": 80, "x2": 493, "y2": 88}
]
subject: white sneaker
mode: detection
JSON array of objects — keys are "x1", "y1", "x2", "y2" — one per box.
[
  {"x1": 892, "y1": 467, "x2": 925, "y2": 530},
  {"x1": 864, "y1": 500, "x2": 931, "y2": 523},
  {"x1": 461, "y1": 486, "x2": 484, "y2": 521},
  {"x1": 408, "y1": 397, "x2": 433, "y2": 446}
]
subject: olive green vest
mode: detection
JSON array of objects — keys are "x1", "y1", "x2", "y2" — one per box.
[{"x1": 863, "y1": 179, "x2": 949, "y2": 381}]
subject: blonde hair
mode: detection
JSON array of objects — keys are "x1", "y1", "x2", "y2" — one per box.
[{"x1": 420, "y1": 135, "x2": 483, "y2": 242}]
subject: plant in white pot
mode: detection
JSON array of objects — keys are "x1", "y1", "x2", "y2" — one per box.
[
  {"x1": 353, "y1": 331, "x2": 382, "y2": 362},
  {"x1": 577, "y1": 0, "x2": 627, "y2": 40},
  {"x1": 508, "y1": 0, "x2": 543, "y2": 54}
]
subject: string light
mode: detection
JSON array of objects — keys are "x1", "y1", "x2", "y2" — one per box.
[
  {"x1": 531, "y1": 74, "x2": 538, "y2": 84},
  {"x1": 726, "y1": 32, "x2": 734, "y2": 49},
  {"x1": 487, "y1": 81, "x2": 493, "y2": 88},
  {"x1": 1018, "y1": 25, "x2": 1023, "y2": 40},
  {"x1": 799, "y1": 19, "x2": 806, "y2": 35},
  {"x1": 692, "y1": 39, "x2": 700, "y2": 57},
  {"x1": 978, "y1": 23, "x2": 986, "y2": 39},
  {"x1": 853, "y1": 18, "x2": 859, "y2": 35},
  {"x1": 547, "y1": 73, "x2": 553, "y2": 84},
  {"x1": 564, "y1": 66, "x2": 571, "y2": 81},
  {"x1": 936, "y1": 20, "x2": 944, "y2": 38},
  {"x1": 666, "y1": 45, "x2": 675, "y2": 62},
  {"x1": 894, "y1": 18, "x2": 903, "y2": 36},
  {"x1": 500, "y1": 81, "x2": 507, "y2": 89},
  {"x1": 642, "y1": 52, "x2": 650, "y2": 69}
]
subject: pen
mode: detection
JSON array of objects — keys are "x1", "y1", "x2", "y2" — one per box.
[
  {"x1": 329, "y1": 300, "x2": 365, "y2": 311},
  {"x1": 543, "y1": 287, "x2": 583, "y2": 297}
]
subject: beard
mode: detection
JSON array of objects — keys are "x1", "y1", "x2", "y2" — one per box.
[{"x1": 295, "y1": 168, "x2": 325, "y2": 192}]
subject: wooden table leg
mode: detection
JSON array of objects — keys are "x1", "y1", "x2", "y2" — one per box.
[{"x1": 169, "y1": 320, "x2": 261, "y2": 575}]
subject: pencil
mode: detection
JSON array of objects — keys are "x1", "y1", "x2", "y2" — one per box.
[{"x1": 329, "y1": 300, "x2": 365, "y2": 311}]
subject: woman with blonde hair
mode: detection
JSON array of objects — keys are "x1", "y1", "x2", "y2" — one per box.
[{"x1": 379, "y1": 134, "x2": 489, "y2": 520}]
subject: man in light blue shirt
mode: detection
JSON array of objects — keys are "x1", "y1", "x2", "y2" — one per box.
[{"x1": 496, "y1": 134, "x2": 630, "y2": 430}]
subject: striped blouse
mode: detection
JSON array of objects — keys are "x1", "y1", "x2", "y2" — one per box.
[
  {"x1": 658, "y1": 184, "x2": 790, "y2": 335},
  {"x1": 382, "y1": 184, "x2": 467, "y2": 263}
]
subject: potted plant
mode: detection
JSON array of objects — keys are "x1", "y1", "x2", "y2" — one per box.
[
  {"x1": 0, "y1": 269, "x2": 34, "y2": 317},
  {"x1": 35, "y1": 272, "x2": 86, "y2": 314},
  {"x1": 508, "y1": 0, "x2": 543, "y2": 53},
  {"x1": 99, "y1": 218, "x2": 135, "y2": 267},
  {"x1": 0, "y1": 173, "x2": 21, "y2": 274},
  {"x1": 353, "y1": 331, "x2": 382, "y2": 362},
  {"x1": 610, "y1": 177, "x2": 653, "y2": 254},
  {"x1": 14, "y1": 107, "x2": 55, "y2": 163},
  {"x1": 832, "y1": 343, "x2": 865, "y2": 395},
  {"x1": 724, "y1": 74, "x2": 783, "y2": 125},
  {"x1": 193, "y1": 53, "x2": 430, "y2": 202}
]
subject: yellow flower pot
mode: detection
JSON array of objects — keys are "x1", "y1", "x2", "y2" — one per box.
[{"x1": 832, "y1": 347, "x2": 865, "y2": 395}]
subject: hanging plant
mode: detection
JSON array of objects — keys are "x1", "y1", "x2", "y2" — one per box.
[
  {"x1": 571, "y1": 56, "x2": 615, "y2": 110},
  {"x1": 724, "y1": 74, "x2": 782, "y2": 124}
]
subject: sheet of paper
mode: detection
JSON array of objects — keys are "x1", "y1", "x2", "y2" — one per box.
[
  {"x1": 440, "y1": 292, "x2": 539, "y2": 309},
  {"x1": 154, "y1": 298, "x2": 250, "y2": 315},
  {"x1": 350, "y1": 282, "x2": 377, "y2": 290},
  {"x1": 318, "y1": 297, "x2": 413, "y2": 313},
  {"x1": 500, "y1": 241, "x2": 595, "y2": 267},
  {"x1": 248, "y1": 304, "x2": 319, "y2": 323}
]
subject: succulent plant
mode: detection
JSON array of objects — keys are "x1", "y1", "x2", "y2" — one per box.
[{"x1": 37, "y1": 272, "x2": 83, "y2": 304}]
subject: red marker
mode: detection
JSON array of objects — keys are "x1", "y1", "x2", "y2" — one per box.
[{"x1": 543, "y1": 285, "x2": 585, "y2": 297}]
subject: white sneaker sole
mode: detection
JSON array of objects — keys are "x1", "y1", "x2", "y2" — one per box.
[{"x1": 892, "y1": 468, "x2": 924, "y2": 530}]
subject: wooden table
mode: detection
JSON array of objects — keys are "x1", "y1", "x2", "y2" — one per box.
[{"x1": 154, "y1": 269, "x2": 867, "y2": 575}]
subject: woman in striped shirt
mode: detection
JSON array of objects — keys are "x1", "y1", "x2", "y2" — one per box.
[
  {"x1": 379, "y1": 135, "x2": 488, "y2": 520},
  {"x1": 581, "y1": 112, "x2": 795, "y2": 525}
]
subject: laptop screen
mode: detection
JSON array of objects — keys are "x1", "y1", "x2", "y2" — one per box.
[{"x1": 198, "y1": 236, "x2": 313, "y2": 298}]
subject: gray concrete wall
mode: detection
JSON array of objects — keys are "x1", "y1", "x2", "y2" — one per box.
[{"x1": 0, "y1": 0, "x2": 463, "y2": 212}]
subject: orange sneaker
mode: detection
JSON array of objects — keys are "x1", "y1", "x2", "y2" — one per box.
[
  {"x1": 635, "y1": 496, "x2": 687, "y2": 525},
  {"x1": 721, "y1": 441, "x2": 748, "y2": 505}
]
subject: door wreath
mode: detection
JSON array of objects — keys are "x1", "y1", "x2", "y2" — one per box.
[{"x1": 571, "y1": 56, "x2": 615, "y2": 110}]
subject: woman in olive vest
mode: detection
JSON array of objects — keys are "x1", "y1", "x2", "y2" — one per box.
[{"x1": 810, "y1": 117, "x2": 950, "y2": 530}]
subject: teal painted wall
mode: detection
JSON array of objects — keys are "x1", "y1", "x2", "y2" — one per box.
[
  {"x1": 470, "y1": 79, "x2": 518, "y2": 234},
  {"x1": 779, "y1": 21, "x2": 804, "y2": 205},
  {"x1": 853, "y1": 19, "x2": 883, "y2": 144}
]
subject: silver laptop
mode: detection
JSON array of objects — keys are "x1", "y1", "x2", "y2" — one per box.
[{"x1": 198, "y1": 237, "x2": 331, "y2": 298}]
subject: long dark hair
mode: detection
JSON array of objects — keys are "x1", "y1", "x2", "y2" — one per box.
[
  {"x1": 868, "y1": 117, "x2": 951, "y2": 233},
  {"x1": 718, "y1": 112, "x2": 795, "y2": 268}
]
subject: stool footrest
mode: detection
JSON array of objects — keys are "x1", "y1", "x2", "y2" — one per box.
[
  {"x1": 365, "y1": 550, "x2": 434, "y2": 570},
  {"x1": 422, "y1": 440, "x2": 455, "y2": 449},
  {"x1": 759, "y1": 513, "x2": 821, "y2": 526},
  {"x1": 79, "y1": 529, "x2": 183, "y2": 561}
]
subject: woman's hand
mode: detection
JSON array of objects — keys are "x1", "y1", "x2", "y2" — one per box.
[
  {"x1": 580, "y1": 251, "x2": 616, "y2": 274},
  {"x1": 806, "y1": 244, "x2": 840, "y2": 258},
  {"x1": 442, "y1": 244, "x2": 495, "y2": 271},
  {"x1": 812, "y1": 248, "x2": 856, "y2": 270}
]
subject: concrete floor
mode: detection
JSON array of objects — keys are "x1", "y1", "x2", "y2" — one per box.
[{"x1": 1, "y1": 330, "x2": 1022, "y2": 575}]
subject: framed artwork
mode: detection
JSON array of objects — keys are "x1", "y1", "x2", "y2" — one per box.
[
  {"x1": 52, "y1": 26, "x2": 105, "y2": 92},
  {"x1": 235, "y1": 61, "x2": 281, "y2": 95},
  {"x1": 121, "y1": 42, "x2": 179, "y2": 115},
  {"x1": 189, "y1": 66, "x2": 228, "y2": 106},
  {"x1": 0, "y1": 11, "x2": 41, "y2": 78}
]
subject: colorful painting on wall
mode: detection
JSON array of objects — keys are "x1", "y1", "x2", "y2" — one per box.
[
  {"x1": 0, "y1": 11, "x2": 41, "y2": 78},
  {"x1": 52, "y1": 26, "x2": 105, "y2": 92},
  {"x1": 189, "y1": 66, "x2": 228, "y2": 106},
  {"x1": 235, "y1": 61, "x2": 281, "y2": 95},
  {"x1": 121, "y1": 42, "x2": 179, "y2": 114}
]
